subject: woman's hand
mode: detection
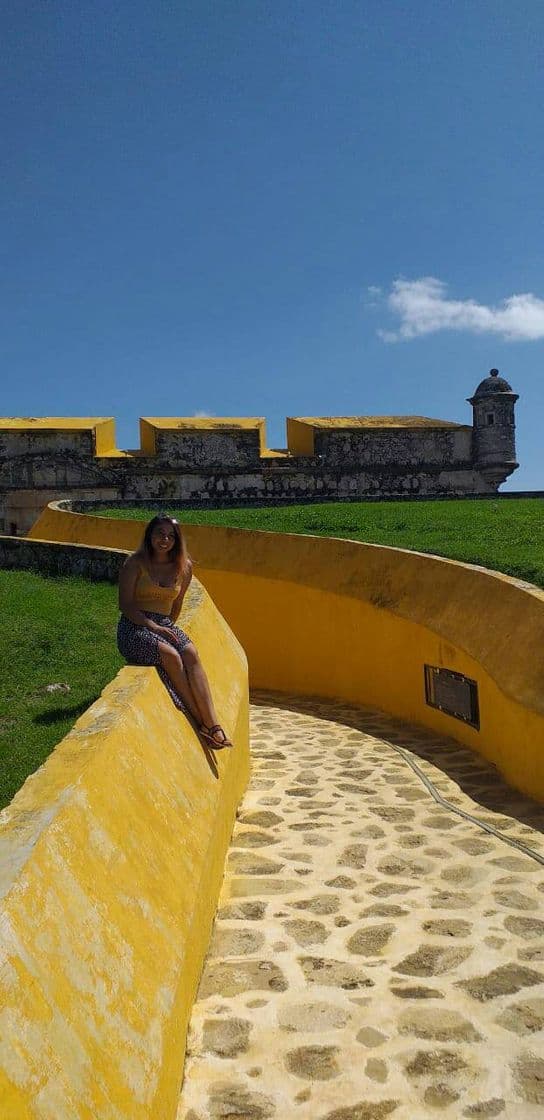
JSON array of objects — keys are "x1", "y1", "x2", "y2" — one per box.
[{"x1": 148, "y1": 622, "x2": 175, "y2": 642}]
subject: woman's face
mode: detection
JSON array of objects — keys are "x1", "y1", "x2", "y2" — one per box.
[{"x1": 150, "y1": 523, "x2": 176, "y2": 555}]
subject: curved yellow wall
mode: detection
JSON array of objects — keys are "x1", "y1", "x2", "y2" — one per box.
[
  {"x1": 29, "y1": 502, "x2": 544, "y2": 801},
  {"x1": 0, "y1": 575, "x2": 249, "y2": 1120}
]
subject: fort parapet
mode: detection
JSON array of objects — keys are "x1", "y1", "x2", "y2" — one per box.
[{"x1": 0, "y1": 370, "x2": 519, "y2": 533}]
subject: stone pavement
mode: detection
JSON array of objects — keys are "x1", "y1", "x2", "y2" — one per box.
[{"x1": 177, "y1": 692, "x2": 544, "y2": 1120}]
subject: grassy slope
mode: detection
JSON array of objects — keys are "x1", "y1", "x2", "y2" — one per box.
[
  {"x1": 3, "y1": 498, "x2": 541, "y2": 806},
  {"x1": 0, "y1": 571, "x2": 123, "y2": 810},
  {"x1": 102, "y1": 498, "x2": 544, "y2": 589}
]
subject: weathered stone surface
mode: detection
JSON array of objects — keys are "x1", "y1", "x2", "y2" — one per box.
[
  {"x1": 390, "y1": 985, "x2": 444, "y2": 999},
  {"x1": 372, "y1": 807, "x2": 415, "y2": 823},
  {"x1": 462, "y1": 1101, "x2": 505, "y2": 1117},
  {"x1": 228, "y1": 852, "x2": 284, "y2": 875},
  {"x1": 178, "y1": 693, "x2": 544, "y2": 1120},
  {"x1": 493, "y1": 889, "x2": 537, "y2": 911},
  {"x1": 422, "y1": 919, "x2": 472, "y2": 938},
  {"x1": 290, "y1": 894, "x2": 340, "y2": 915},
  {"x1": 208, "y1": 928, "x2": 265, "y2": 958},
  {"x1": 285, "y1": 1045, "x2": 340, "y2": 1080},
  {"x1": 339, "y1": 844, "x2": 367, "y2": 869},
  {"x1": 228, "y1": 877, "x2": 300, "y2": 896},
  {"x1": 441, "y1": 864, "x2": 481, "y2": 885},
  {"x1": 239, "y1": 811, "x2": 284, "y2": 827},
  {"x1": 424, "y1": 1083, "x2": 459, "y2": 1107},
  {"x1": 504, "y1": 916, "x2": 544, "y2": 939},
  {"x1": 278, "y1": 1000, "x2": 350, "y2": 1033},
  {"x1": 490, "y1": 855, "x2": 539, "y2": 872},
  {"x1": 393, "y1": 944, "x2": 472, "y2": 976},
  {"x1": 347, "y1": 924, "x2": 395, "y2": 956},
  {"x1": 399, "y1": 1008, "x2": 481, "y2": 1042},
  {"x1": 299, "y1": 956, "x2": 374, "y2": 990},
  {"x1": 377, "y1": 854, "x2": 433, "y2": 877},
  {"x1": 429, "y1": 889, "x2": 474, "y2": 909},
  {"x1": 234, "y1": 830, "x2": 280, "y2": 848},
  {"x1": 496, "y1": 999, "x2": 544, "y2": 1035},
  {"x1": 365, "y1": 1058, "x2": 388, "y2": 1083},
  {"x1": 421, "y1": 815, "x2": 458, "y2": 830},
  {"x1": 457, "y1": 964, "x2": 543, "y2": 1002},
  {"x1": 356, "y1": 1027, "x2": 387, "y2": 1048},
  {"x1": 218, "y1": 900, "x2": 267, "y2": 921},
  {"x1": 361, "y1": 904, "x2": 407, "y2": 918},
  {"x1": 512, "y1": 1052, "x2": 544, "y2": 1104},
  {"x1": 198, "y1": 960, "x2": 287, "y2": 998},
  {"x1": 518, "y1": 945, "x2": 544, "y2": 962},
  {"x1": 370, "y1": 882, "x2": 418, "y2": 897},
  {"x1": 208, "y1": 1082, "x2": 275, "y2": 1119},
  {"x1": 403, "y1": 1048, "x2": 468, "y2": 1078},
  {"x1": 323, "y1": 1104, "x2": 399, "y2": 1120},
  {"x1": 455, "y1": 838, "x2": 494, "y2": 856},
  {"x1": 202, "y1": 1018, "x2": 251, "y2": 1058},
  {"x1": 284, "y1": 919, "x2": 329, "y2": 947}
]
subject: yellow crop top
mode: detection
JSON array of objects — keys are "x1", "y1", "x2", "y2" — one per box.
[{"x1": 133, "y1": 564, "x2": 182, "y2": 614}]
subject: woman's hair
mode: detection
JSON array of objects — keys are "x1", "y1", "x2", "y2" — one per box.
[{"x1": 140, "y1": 515, "x2": 189, "y2": 577}]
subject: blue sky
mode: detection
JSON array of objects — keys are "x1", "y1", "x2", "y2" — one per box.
[{"x1": 2, "y1": 0, "x2": 543, "y2": 488}]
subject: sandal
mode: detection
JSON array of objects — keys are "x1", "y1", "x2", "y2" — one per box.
[{"x1": 200, "y1": 724, "x2": 233, "y2": 749}]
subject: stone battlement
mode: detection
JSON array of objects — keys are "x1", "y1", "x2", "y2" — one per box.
[
  {"x1": 0, "y1": 413, "x2": 470, "y2": 461},
  {"x1": 0, "y1": 371, "x2": 519, "y2": 534}
]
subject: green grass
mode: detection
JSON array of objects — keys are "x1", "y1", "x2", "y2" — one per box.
[
  {"x1": 101, "y1": 498, "x2": 544, "y2": 589},
  {"x1": 3, "y1": 498, "x2": 541, "y2": 806},
  {"x1": 0, "y1": 571, "x2": 123, "y2": 810}
]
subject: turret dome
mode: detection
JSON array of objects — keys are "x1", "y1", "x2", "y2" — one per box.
[{"x1": 472, "y1": 368, "x2": 514, "y2": 397}]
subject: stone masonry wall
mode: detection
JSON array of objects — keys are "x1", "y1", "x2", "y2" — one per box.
[
  {"x1": 314, "y1": 427, "x2": 473, "y2": 467},
  {"x1": 0, "y1": 535, "x2": 126, "y2": 581},
  {"x1": 472, "y1": 398, "x2": 518, "y2": 470},
  {"x1": 154, "y1": 428, "x2": 263, "y2": 468},
  {"x1": 0, "y1": 422, "x2": 501, "y2": 535},
  {"x1": 0, "y1": 429, "x2": 95, "y2": 461}
]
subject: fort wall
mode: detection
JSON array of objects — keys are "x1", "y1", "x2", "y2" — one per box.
[
  {"x1": 0, "y1": 407, "x2": 510, "y2": 534},
  {"x1": 30, "y1": 501, "x2": 544, "y2": 802},
  {"x1": 2, "y1": 486, "x2": 542, "y2": 1114},
  {"x1": 0, "y1": 538, "x2": 250, "y2": 1119}
]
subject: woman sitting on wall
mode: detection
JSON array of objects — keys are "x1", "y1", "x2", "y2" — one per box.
[{"x1": 117, "y1": 514, "x2": 232, "y2": 748}]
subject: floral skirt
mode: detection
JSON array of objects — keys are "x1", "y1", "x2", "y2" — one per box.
[{"x1": 117, "y1": 611, "x2": 191, "y2": 711}]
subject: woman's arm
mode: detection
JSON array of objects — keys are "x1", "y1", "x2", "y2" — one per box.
[
  {"x1": 169, "y1": 560, "x2": 192, "y2": 622},
  {"x1": 118, "y1": 557, "x2": 163, "y2": 631}
]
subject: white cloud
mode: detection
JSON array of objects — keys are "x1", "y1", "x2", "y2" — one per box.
[
  {"x1": 374, "y1": 277, "x2": 544, "y2": 342},
  {"x1": 193, "y1": 409, "x2": 213, "y2": 417},
  {"x1": 365, "y1": 284, "x2": 383, "y2": 310}
]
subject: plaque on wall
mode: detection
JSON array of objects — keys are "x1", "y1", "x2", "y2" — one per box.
[{"x1": 424, "y1": 665, "x2": 480, "y2": 730}]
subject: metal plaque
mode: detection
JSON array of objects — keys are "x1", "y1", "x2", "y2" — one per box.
[{"x1": 424, "y1": 665, "x2": 480, "y2": 729}]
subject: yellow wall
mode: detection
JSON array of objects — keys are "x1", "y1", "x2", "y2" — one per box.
[
  {"x1": 286, "y1": 417, "x2": 315, "y2": 455},
  {"x1": 0, "y1": 576, "x2": 249, "y2": 1120},
  {"x1": 28, "y1": 502, "x2": 544, "y2": 801}
]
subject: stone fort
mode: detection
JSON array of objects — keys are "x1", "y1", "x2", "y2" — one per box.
[{"x1": 0, "y1": 368, "x2": 518, "y2": 534}]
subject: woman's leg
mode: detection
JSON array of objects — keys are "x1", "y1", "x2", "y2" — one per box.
[
  {"x1": 157, "y1": 641, "x2": 202, "y2": 724},
  {"x1": 180, "y1": 643, "x2": 218, "y2": 727},
  {"x1": 181, "y1": 644, "x2": 231, "y2": 744}
]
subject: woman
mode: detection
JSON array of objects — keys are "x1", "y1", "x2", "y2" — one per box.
[{"x1": 117, "y1": 514, "x2": 232, "y2": 748}]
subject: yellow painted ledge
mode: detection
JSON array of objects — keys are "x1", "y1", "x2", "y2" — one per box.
[
  {"x1": 0, "y1": 578, "x2": 249, "y2": 1120},
  {"x1": 28, "y1": 503, "x2": 544, "y2": 803}
]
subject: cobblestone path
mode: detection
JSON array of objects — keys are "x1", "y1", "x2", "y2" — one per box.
[{"x1": 177, "y1": 693, "x2": 544, "y2": 1120}]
